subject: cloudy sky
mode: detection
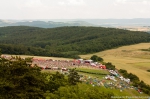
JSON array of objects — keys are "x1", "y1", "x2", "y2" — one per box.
[{"x1": 0, "y1": 0, "x2": 150, "y2": 19}]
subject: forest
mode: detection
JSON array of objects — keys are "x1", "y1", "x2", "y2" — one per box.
[{"x1": 0, "y1": 26, "x2": 150, "y2": 58}]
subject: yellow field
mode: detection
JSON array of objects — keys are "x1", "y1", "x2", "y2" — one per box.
[
  {"x1": 117, "y1": 26, "x2": 150, "y2": 32},
  {"x1": 2, "y1": 54, "x2": 72, "y2": 61},
  {"x1": 80, "y1": 43, "x2": 150, "y2": 85}
]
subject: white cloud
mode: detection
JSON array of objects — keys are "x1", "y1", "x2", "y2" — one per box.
[
  {"x1": 25, "y1": 0, "x2": 44, "y2": 7},
  {"x1": 0, "y1": 0, "x2": 150, "y2": 19},
  {"x1": 58, "y1": 0, "x2": 86, "y2": 6},
  {"x1": 113, "y1": 0, "x2": 150, "y2": 9},
  {"x1": 142, "y1": 0, "x2": 150, "y2": 5},
  {"x1": 115, "y1": 0, "x2": 127, "y2": 4},
  {"x1": 114, "y1": 0, "x2": 150, "y2": 5}
]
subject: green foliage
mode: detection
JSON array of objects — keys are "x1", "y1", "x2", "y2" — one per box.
[
  {"x1": 118, "y1": 69, "x2": 127, "y2": 74},
  {"x1": 104, "y1": 62, "x2": 115, "y2": 70},
  {"x1": 119, "y1": 69, "x2": 139, "y2": 82},
  {"x1": 90, "y1": 55, "x2": 103, "y2": 62},
  {"x1": 119, "y1": 69, "x2": 150, "y2": 94},
  {"x1": 25, "y1": 57, "x2": 33, "y2": 62},
  {"x1": 44, "y1": 72, "x2": 69, "y2": 92},
  {"x1": 46, "y1": 83, "x2": 149, "y2": 99},
  {"x1": 46, "y1": 84, "x2": 114, "y2": 99},
  {"x1": 0, "y1": 57, "x2": 45, "y2": 99},
  {"x1": 1, "y1": 26, "x2": 150, "y2": 58},
  {"x1": 68, "y1": 69, "x2": 81, "y2": 85},
  {"x1": 0, "y1": 55, "x2": 149, "y2": 98},
  {"x1": 76, "y1": 70, "x2": 107, "y2": 75}
]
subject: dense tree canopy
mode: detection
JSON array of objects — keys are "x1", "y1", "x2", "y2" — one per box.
[
  {"x1": 0, "y1": 57, "x2": 45, "y2": 98},
  {"x1": 0, "y1": 26, "x2": 150, "y2": 58}
]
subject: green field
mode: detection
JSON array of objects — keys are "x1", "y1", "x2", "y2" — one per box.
[
  {"x1": 75, "y1": 67, "x2": 109, "y2": 74},
  {"x1": 75, "y1": 67, "x2": 109, "y2": 79}
]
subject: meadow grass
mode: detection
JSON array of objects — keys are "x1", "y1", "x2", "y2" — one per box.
[
  {"x1": 75, "y1": 67, "x2": 109, "y2": 79},
  {"x1": 75, "y1": 67, "x2": 109, "y2": 74},
  {"x1": 80, "y1": 43, "x2": 150, "y2": 85}
]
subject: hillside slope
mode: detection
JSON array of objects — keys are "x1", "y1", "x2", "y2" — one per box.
[
  {"x1": 80, "y1": 43, "x2": 150, "y2": 85},
  {"x1": 0, "y1": 26, "x2": 150, "y2": 58}
]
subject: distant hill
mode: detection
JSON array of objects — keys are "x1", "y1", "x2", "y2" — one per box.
[
  {"x1": 35, "y1": 18, "x2": 150, "y2": 27},
  {"x1": 0, "y1": 20, "x2": 93, "y2": 28},
  {"x1": 0, "y1": 26, "x2": 150, "y2": 58},
  {"x1": 81, "y1": 18, "x2": 150, "y2": 26},
  {"x1": 1, "y1": 18, "x2": 150, "y2": 28}
]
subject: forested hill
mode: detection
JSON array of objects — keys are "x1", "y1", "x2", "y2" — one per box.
[{"x1": 0, "y1": 26, "x2": 150, "y2": 58}]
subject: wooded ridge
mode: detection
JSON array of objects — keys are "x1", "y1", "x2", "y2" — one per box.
[{"x1": 0, "y1": 26, "x2": 150, "y2": 58}]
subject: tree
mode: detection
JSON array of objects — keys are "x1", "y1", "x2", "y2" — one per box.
[
  {"x1": 68, "y1": 68, "x2": 81, "y2": 85},
  {"x1": 104, "y1": 62, "x2": 115, "y2": 70},
  {"x1": 0, "y1": 57, "x2": 45, "y2": 99},
  {"x1": 90, "y1": 55, "x2": 103, "y2": 62},
  {"x1": 44, "y1": 72, "x2": 68, "y2": 92},
  {"x1": 90, "y1": 55, "x2": 97, "y2": 62},
  {"x1": 46, "y1": 83, "x2": 114, "y2": 99}
]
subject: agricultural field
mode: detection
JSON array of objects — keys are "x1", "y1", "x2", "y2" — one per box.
[
  {"x1": 2, "y1": 54, "x2": 72, "y2": 61},
  {"x1": 80, "y1": 43, "x2": 150, "y2": 85},
  {"x1": 117, "y1": 26, "x2": 150, "y2": 32}
]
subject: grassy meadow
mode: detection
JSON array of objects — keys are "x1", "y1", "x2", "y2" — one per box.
[
  {"x1": 74, "y1": 67, "x2": 109, "y2": 79},
  {"x1": 80, "y1": 43, "x2": 150, "y2": 85}
]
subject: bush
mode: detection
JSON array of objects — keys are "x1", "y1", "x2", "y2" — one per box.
[
  {"x1": 119, "y1": 69, "x2": 150, "y2": 95},
  {"x1": 104, "y1": 62, "x2": 115, "y2": 70},
  {"x1": 147, "y1": 70, "x2": 150, "y2": 72}
]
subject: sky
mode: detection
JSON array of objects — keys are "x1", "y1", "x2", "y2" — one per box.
[{"x1": 0, "y1": 0, "x2": 150, "y2": 19}]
